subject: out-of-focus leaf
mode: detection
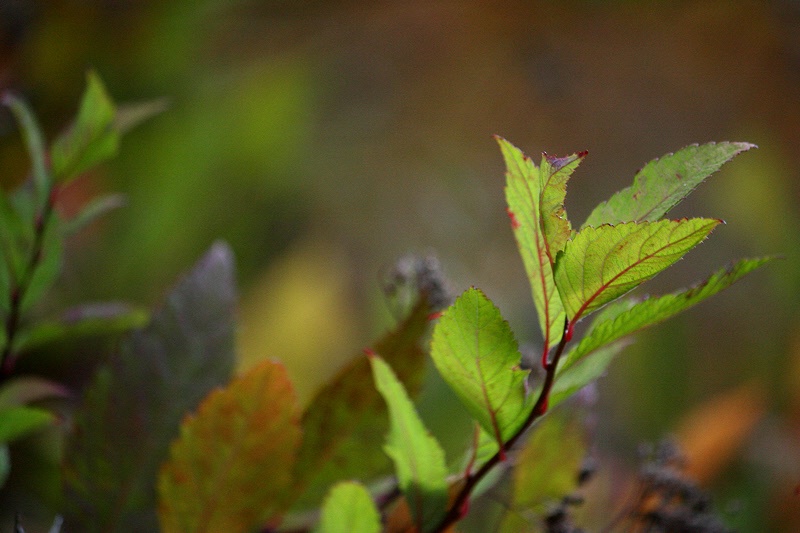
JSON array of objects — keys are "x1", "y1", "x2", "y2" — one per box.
[
  {"x1": 157, "y1": 360, "x2": 301, "y2": 533},
  {"x1": 14, "y1": 302, "x2": 149, "y2": 353},
  {"x1": 20, "y1": 214, "x2": 64, "y2": 313},
  {"x1": 315, "y1": 481, "x2": 381, "y2": 533},
  {"x1": 0, "y1": 445, "x2": 8, "y2": 489},
  {"x1": 676, "y1": 384, "x2": 765, "y2": 484},
  {"x1": 51, "y1": 71, "x2": 118, "y2": 183},
  {"x1": 0, "y1": 377, "x2": 70, "y2": 409},
  {"x1": 62, "y1": 193, "x2": 126, "y2": 236},
  {"x1": 0, "y1": 405, "x2": 55, "y2": 443},
  {"x1": 550, "y1": 341, "x2": 630, "y2": 410},
  {"x1": 63, "y1": 242, "x2": 237, "y2": 532},
  {"x1": 558, "y1": 257, "x2": 774, "y2": 375},
  {"x1": 370, "y1": 354, "x2": 448, "y2": 531},
  {"x1": 115, "y1": 98, "x2": 168, "y2": 134},
  {"x1": 499, "y1": 137, "x2": 573, "y2": 351},
  {"x1": 431, "y1": 288, "x2": 532, "y2": 446},
  {"x1": 499, "y1": 412, "x2": 586, "y2": 533},
  {"x1": 0, "y1": 186, "x2": 33, "y2": 284},
  {"x1": 555, "y1": 219, "x2": 721, "y2": 322},
  {"x1": 2, "y1": 92, "x2": 50, "y2": 207},
  {"x1": 291, "y1": 298, "x2": 432, "y2": 510},
  {"x1": 583, "y1": 142, "x2": 755, "y2": 228}
]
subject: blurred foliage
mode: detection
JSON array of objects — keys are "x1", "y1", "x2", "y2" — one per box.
[{"x1": 0, "y1": 0, "x2": 799, "y2": 530}]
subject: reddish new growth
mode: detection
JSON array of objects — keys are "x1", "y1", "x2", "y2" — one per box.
[
  {"x1": 363, "y1": 348, "x2": 376, "y2": 359},
  {"x1": 506, "y1": 207, "x2": 521, "y2": 229},
  {"x1": 427, "y1": 311, "x2": 443, "y2": 321}
]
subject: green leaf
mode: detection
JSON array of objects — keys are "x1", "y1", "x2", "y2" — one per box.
[
  {"x1": 63, "y1": 242, "x2": 237, "y2": 532},
  {"x1": 558, "y1": 257, "x2": 774, "y2": 375},
  {"x1": 158, "y1": 360, "x2": 301, "y2": 533},
  {"x1": 554, "y1": 218, "x2": 721, "y2": 322},
  {"x1": 51, "y1": 71, "x2": 119, "y2": 183},
  {"x1": 0, "y1": 445, "x2": 8, "y2": 489},
  {"x1": 499, "y1": 412, "x2": 586, "y2": 533},
  {"x1": 20, "y1": 214, "x2": 64, "y2": 313},
  {"x1": 315, "y1": 481, "x2": 381, "y2": 533},
  {"x1": 14, "y1": 302, "x2": 149, "y2": 354},
  {"x1": 114, "y1": 98, "x2": 168, "y2": 134},
  {"x1": 369, "y1": 354, "x2": 448, "y2": 531},
  {"x1": 2, "y1": 92, "x2": 50, "y2": 208},
  {"x1": 430, "y1": 288, "x2": 531, "y2": 446},
  {"x1": 292, "y1": 298, "x2": 432, "y2": 511},
  {"x1": 0, "y1": 187, "x2": 27, "y2": 312},
  {"x1": 0, "y1": 377, "x2": 70, "y2": 410},
  {"x1": 583, "y1": 142, "x2": 755, "y2": 228},
  {"x1": 62, "y1": 193, "x2": 126, "y2": 236},
  {"x1": 499, "y1": 137, "x2": 584, "y2": 350},
  {"x1": 0, "y1": 405, "x2": 55, "y2": 443}
]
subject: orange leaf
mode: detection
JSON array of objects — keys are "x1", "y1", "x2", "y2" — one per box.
[
  {"x1": 675, "y1": 383, "x2": 765, "y2": 483},
  {"x1": 157, "y1": 360, "x2": 301, "y2": 533}
]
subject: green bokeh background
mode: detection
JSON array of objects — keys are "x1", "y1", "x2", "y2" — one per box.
[{"x1": 1, "y1": 0, "x2": 799, "y2": 530}]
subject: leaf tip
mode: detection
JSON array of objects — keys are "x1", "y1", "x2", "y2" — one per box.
[{"x1": 363, "y1": 347, "x2": 376, "y2": 359}]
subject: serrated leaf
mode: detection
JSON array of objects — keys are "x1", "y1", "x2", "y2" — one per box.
[
  {"x1": 63, "y1": 242, "x2": 237, "y2": 532},
  {"x1": 555, "y1": 218, "x2": 721, "y2": 322},
  {"x1": 20, "y1": 214, "x2": 64, "y2": 313},
  {"x1": 2, "y1": 92, "x2": 50, "y2": 207},
  {"x1": 315, "y1": 481, "x2": 381, "y2": 533},
  {"x1": 291, "y1": 298, "x2": 432, "y2": 510},
  {"x1": 14, "y1": 302, "x2": 148, "y2": 354},
  {"x1": 158, "y1": 360, "x2": 301, "y2": 533},
  {"x1": 370, "y1": 354, "x2": 448, "y2": 531},
  {"x1": 558, "y1": 257, "x2": 774, "y2": 375},
  {"x1": 499, "y1": 137, "x2": 582, "y2": 350},
  {"x1": 51, "y1": 71, "x2": 118, "y2": 183},
  {"x1": 0, "y1": 405, "x2": 55, "y2": 443},
  {"x1": 430, "y1": 288, "x2": 532, "y2": 447},
  {"x1": 62, "y1": 193, "x2": 126, "y2": 236},
  {"x1": 583, "y1": 142, "x2": 755, "y2": 228}
]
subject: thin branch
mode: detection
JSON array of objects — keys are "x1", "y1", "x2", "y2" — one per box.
[{"x1": 432, "y1": 318, "x2": 572, "y2": 532}]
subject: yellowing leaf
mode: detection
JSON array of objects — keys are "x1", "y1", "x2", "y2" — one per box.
[
  {"x1": 554, "y1": 218, "x2": 721, "y2": 322},
  {"x1": 158, "y1": 360, "x2": 301, "y2": 533},
  {"x1": 499, "y1": 137, "x2": 585, "y2": 351}
]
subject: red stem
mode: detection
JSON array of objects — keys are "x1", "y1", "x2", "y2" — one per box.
[{"x1": 432, "y1": 318, "x2": 572, "y2": 532}]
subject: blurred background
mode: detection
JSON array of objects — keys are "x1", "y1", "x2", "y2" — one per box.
[{"x1": 0, "y1": 0, "x2": 799, "y2": 530}]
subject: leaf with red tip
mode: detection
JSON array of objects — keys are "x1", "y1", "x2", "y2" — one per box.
[
  {"x1": 554, "y1": 218, "x2": 721, "y2": 322},
  {"x1": 430, "y1": 288, "x2": 532, "y2": 447},
  {"x1": 583, "y1": 142, "x2": 755, "y2": 228},
  {"x1": 498, "y1": 138, "x2": 584, "y2": 351},
  {"x1": 157, "y1": 360, "x2": 301, "y2": 533}
]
